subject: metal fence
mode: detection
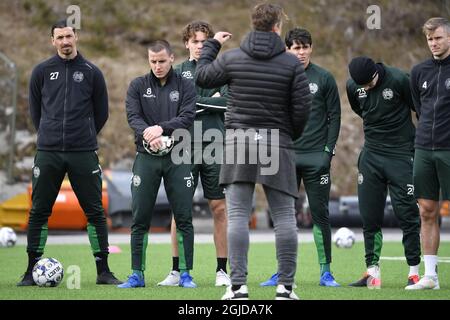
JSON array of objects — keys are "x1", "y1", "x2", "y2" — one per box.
[{"x1": 0, "y1": 51, "x2": 18, "y2": 183}]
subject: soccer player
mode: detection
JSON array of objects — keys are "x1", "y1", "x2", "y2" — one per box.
[
  {"x1": 196, "y1": 3, "x2": 311, "y2": 300},
  {"x1": 346, "y1": 56, "x2": 421, "y2": 289},
  {"x1": 18, "y1": 20, "x2": 122, "y2": 286},
  {"x1": 260, "y1": 27, "x2": 341, "y2": 288},
  {"x1": 406, "y1": 17, "x2": 450, "y2": 290},
  {"x1": 157, "y1": 21, "x2": 230, "y2": 288},
  {"x1": 118, "y1": 40, "x2": 196, "y2": 288}
]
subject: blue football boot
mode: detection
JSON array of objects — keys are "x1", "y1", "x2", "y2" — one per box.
[
  {"x1": 260, "y1": 273, "x2": 278, "y2": 287},
  {"x1": 179, "y1": 272, "x2": 197, "y2": 288},
  {"x1": 117, "y1": 273, "x2": 145, "y2": 288},
  {"x1": 319, "y1": 271, "x2": 340, "y2": 287}
]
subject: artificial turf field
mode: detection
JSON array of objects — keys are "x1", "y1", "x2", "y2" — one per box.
[{"x1": 1, "y1": 242, "x2": 449, "y2": 300}]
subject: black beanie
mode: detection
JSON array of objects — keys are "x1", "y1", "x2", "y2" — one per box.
[{"x1": 348, "y1": 56, "x2": 378, "y2": 85}]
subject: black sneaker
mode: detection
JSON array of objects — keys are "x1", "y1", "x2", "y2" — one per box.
[
  {"x1": 17, "y1": 273, "x2": 36, "y2": 287},
  {"x1": 348, "y1": 273, "x2": 370, "y2": 287},
  {"x1": 96, "y1": 271, "x2": 123, "y2": 285}
]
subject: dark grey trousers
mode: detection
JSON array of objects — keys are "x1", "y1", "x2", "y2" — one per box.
[{"x1": 225, "y1": 183, "x2": 298, "y2": 286}]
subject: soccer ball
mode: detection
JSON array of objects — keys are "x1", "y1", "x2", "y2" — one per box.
[
  {"x1": 0, "y1": 227, "x2": 17, "y2": 247},
  {"x1": 142, "y1": 136, "x2": 174, "y2": 156},
  {"x1": 32, "y1": 258, "x2": 64, "y2": 287},
  {"x1": 333, "y1": 227, "x2": 356, "y2": 249}
]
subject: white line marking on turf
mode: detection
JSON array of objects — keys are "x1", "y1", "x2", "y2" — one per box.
[{"x1": 380, "y1": 257, "x2": 450, "y2": 263}]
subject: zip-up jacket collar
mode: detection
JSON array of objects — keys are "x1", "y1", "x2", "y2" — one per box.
[
  {"x1": 432, "y1": 53, "x2": 450, "y2": 65},
  {"x1": 55, "y1": 52, "x2": 83, "y2": 64},
  {"x1": 373, "y1": 63, "x2": 386, "y2": 89},
  {"x1": 150, "y1": 67, "x2": 175, "y2": 87}
]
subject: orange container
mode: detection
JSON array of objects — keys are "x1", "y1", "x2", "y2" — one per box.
[
  {"x1": 441, "y1": 200, "x2": 450, "y2": 217},
  {"x1": 27, "y1": 179, "x2": 109, "y2": 230}
]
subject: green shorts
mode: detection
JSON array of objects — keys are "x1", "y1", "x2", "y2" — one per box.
[
  {"x1": 191, "y1": 144, "x2": 225, "y2": 200},
  {"x1": 413, "y1": 148, "x2": 450, "y2": 201}
]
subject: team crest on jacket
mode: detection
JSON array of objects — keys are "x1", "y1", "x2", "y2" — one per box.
[
  {"x1": 358, "y1": 173, "x2": 364, "y2": 185},
  {"x1": 73, "y1": 71, "x2": 84, "y2": 83},
  {"x1": 445, "y1": 78, "x2": 450, "y2": 90},
  {"x1": 132, "y1": 175, "x2": 141, "y2": 187},
  {"x1": 169, "y1": 90, "x2": 180, "y2": 102},
  {"x1": 382, "y1": 88, "x2": 394, "y2": 100},
  {"x1": 33, "y1": 166, "x2": 40, "y2": 178},
  {"x1": 309, "y1": 83, "x2": 319, "y2": 94}
]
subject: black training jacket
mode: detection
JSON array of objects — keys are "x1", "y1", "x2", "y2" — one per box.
[
  {"x1": 195, "y1": 31, "x2": 311, "y2": 144},
  {"x1": 411, "y1": 54, "x2": 450, "y2": 150},
  {"x1": 29, "y1": 53, "x2": 109, "y2": 151},
  {"x1": 126, "y1": 68, "x2": 196, "y2": 153}
]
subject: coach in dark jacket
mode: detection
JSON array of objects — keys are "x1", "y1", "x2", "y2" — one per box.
[{"x1": 196, "y1": 3, "x2": 311, "y2": 300}]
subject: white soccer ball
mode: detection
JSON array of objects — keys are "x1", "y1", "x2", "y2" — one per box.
[
  {"x1": 142, "y1": 136, "x2": 174, "y2": 156},
  {"x1": 32, "y1": 258, "x2": 64, "y2": 287},
  {"x1": 333, "y1": 227, "x2": 355, "y2": 249},
  {"x1": 0, "y1": 227, "x2": 17, "y2": 247}
]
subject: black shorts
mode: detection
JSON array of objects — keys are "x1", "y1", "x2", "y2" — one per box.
[
  {"x1": 413, "y1": 148, "x2": 450, "y2": 201},
  {"x1": 191, "y1": 145, "x2": 225, "y2": 200}
]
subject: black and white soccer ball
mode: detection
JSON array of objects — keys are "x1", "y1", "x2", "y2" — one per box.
[
  {"x1": 0, "y1": 227, "x2": 17, "y2": 247},
  {"x1": 32, "y1": 258, "x2": 64, "y2": 287},
  {"x1": 143, "y1": 136, "x2": 174, "y2": 156},
  {"x1": 332, "y1": 227, "x2": 356, "y2": 249}
]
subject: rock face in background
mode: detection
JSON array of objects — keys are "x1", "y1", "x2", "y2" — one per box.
[{"x1": 0, "y1": 0, "x2": 447, "y2": 197}]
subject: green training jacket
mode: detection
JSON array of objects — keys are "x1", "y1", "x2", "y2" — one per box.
[
  {"x1": 346, "y1": 64, "x2": 415, "y2": 155},
  {"x1": 175, "y1": 59, "x2": 227, "y2": 143},
  {"x1": 294, "y1": 63, "x2": 341, "y2": 155}
]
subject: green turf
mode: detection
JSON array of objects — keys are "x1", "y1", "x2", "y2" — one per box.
[{"x1": 0, "y1": 242, "x2": 449, "y2": 300}]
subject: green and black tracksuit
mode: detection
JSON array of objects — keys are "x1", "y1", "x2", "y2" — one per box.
[
  {"x1": 294, "y1": 63, "x2": 341, "y2": 273},
  {"x1": 126, "y1": 68, "x2": 196, "y2": 272},
  {"x1": 346, "y1": 64, "x2": 421, "y2": 268},
  {"x1": 27, "y1": 53, "x2": 110, "y2": 273},
  {"x1": 411, "y1": 54, "x2": 450, "y2": 200},
  {"x1": 175, "y1": 59, "x2": 227, "y2": 200}
]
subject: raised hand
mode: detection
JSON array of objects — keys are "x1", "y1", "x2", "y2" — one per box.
[{"x1": 214, "y1": 31, "x2": 232, "y2": 45}]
